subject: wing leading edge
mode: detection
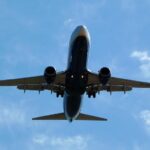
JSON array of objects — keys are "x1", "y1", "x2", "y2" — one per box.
[
  {"x1": 0, "y1": 71, "x2": 66, "y2": 94},
  {"x1": 87, "y1": 71, "x2": 150, "y2": 93},
  {"x1": 109, "y1": 77, "x2": 150, "y2": 88},
  {"x1": 0, "y1": 76, "x2": 45, "y2": 86}
]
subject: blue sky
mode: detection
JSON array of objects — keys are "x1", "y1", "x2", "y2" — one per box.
[{"x1": 0, "y1": 0, "x2": 150, "y2": 149}]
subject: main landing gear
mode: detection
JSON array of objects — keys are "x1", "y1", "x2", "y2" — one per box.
[
  {"x1": 56, "y1": 92, "x2": 64, "y2": 98},
  {"x1": 87, "y1": 92, "x2": 96, "y2": 98}
]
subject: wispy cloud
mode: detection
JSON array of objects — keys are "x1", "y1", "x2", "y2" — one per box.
[
  {"x1": 139, "y1": 109, "x2": 150, "y2": 133},
  {"x1": 64, "y1": 18, "x2": 74, "y2": 27},
  {"x1": 32, "y1": 134, "x2": 90, "y2": 150},
  {"x1": 0, "y1": 103, "x2": 26, "y2": 126},
  {"x1": 63, "y1": 0, "x2": 106, "y2": 29},
  {"x1": 131, "y1": 50, "x2": 150, "y2": 78},
  {"x1": 131, "y1": 51, "x2": 150, "y2": 62},
  {"x1": 1, "y1": 44, "x2": 41, "y2": 67},
  {"x1": 33, "y1": 134, "x2": 48, "y2": 145}
]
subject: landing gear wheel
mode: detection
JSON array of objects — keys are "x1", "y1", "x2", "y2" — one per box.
[
  {"x1": 88, "y1": 94, "x2": 91, "y2": 98},
  {"x1": 56, "y1": 92, "x2": 64, "y2": 98},
  {"x1": 56, "y1": 93, "x2": 59, "y2": 97},
  {"x1": 93, "y1": 93, "x2": 96, "y2": 98}
]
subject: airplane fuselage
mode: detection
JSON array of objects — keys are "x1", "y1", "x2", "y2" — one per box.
[{"x1": 64, "y1": 26, "x2": 90, "y2": 121}]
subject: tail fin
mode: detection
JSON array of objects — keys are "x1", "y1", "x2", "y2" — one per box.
[{"x1": 32, "y1": 113, "x2": 107, "y2": 121}]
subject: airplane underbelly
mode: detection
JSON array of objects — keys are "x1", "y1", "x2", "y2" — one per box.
[
  {"x1": 67, "y1": 36, "x2": 89, "y2": 72},
  {"x1": 64, "y1": 93, "x2": 82, "y2": 119},
  {"x1": 65, "y1": 72, "x2": 88, "y2": 95}
]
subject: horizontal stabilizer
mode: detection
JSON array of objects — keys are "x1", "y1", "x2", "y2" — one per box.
[
  {"x1": 32, "y1": 113, "x2": 107, "y2": 121},
  {"x1": 32, "y1": 113, "x2": 65, "y2": 120},
  {"x1": 77, "y1": 113, "x2": 107, "y2": 121}
]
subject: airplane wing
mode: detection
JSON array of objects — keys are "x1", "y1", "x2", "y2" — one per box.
[
  {"x1": 87, "y1": 71, "x2": 150, "y2": 93},
  {"x1": 109, "y1": 77, "x2": 150, "y2": 88},
  {"x1": 0, "y1": 71, "x2": 66, "y2": 93},
  {"x1": 0, "y1": 76, "x2": 45, "y2": 86}
]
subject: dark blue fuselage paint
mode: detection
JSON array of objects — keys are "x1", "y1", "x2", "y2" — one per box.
[{"x1": 63, "y1": 26, "x2": 90, "y2": 121}]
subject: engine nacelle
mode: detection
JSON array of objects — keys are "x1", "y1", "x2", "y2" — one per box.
[
  {"x1": 99, "y1": 67, "x2": 111, "y2": 85},
  {"x1": 44, "y1": 66, "x2": 56, "y2": 84}
]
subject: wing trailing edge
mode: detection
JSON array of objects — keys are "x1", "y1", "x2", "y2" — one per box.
[
  {"x1": 32, "y1": 113, "x2": 107, "y2": 121},
  {"x1": 32, "y1": 113, "x2": 65, "y2": 120},
  {"x1": 78, "y1": 113, "x2": 107, "y2": 121}
]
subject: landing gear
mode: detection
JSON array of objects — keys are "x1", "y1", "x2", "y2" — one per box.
[
  {"x1": 88, "y1": 94, "x2": 91, "y2": 98},
  {"x1": 93, "y1": 92, "x2": 96, "y2": 98},
  {"x1": 87, "y1": 92, "x2": 96, "y2": 98},
  {"x1": 56, "y1": 92, "x2": 64, "y2": 98}
]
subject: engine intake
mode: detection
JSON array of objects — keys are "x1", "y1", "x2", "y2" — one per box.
[
  {"x1": 44, "y1": 66, "x2": 56, "y2": 84},
  {"x1": 99, "y1": 67, "x2": 111, "y2": 85}
]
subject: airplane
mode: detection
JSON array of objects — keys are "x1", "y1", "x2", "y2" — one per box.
[{"x1": 1, "y1": 25, "x2": 150, "y2": 122}]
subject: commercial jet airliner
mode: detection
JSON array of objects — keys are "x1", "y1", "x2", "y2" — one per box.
[{"x1": 1, "y1": 25, "x2": 150, "y2": 122}]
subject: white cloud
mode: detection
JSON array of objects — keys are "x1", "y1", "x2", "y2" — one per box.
[
  {"x1": 64, "y1": 18, "x2": 74, "y2": 27},
  {"x1": 33, "y1": 134, "x2": 48, "y2": 145},
  {"x1": 0, "y1": 104, "x2": 26, "y2": 125},
  {"x1": 131, "y1": 51, "x2": 150, "y2": 62},
  {"x1": 3, "y1": 44, "x2": 41, "y2": 66},
  {"x1": 139, "y1": 109, "x2": 150, "y2": 132},
  {"x1": 139, "y1": 63, "x2": 150, "y2": 78},
  {"x1": 32, "y1": 134, "x2": 90, "y2": 150},
  {"x1": 140, "y1": 110, "x2": 150, "y2": 126},
  {"x1": 50, "y1": 135, "x2": 88, "y2": 150},
  {"x1": 131, "y1": 50, "x2": 150, "y2": 78}
]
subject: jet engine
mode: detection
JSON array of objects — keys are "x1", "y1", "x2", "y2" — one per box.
[
  {"x1": 44, "y1": 66, "x2": 56, "y2": 84},
  {"x1": 99, "y1": 67, "x2": 111, "y2": 85}
]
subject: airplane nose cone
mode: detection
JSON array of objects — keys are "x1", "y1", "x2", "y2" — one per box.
[
  {"x1": 77, "y1": 25, "x2": 87, "y2": 36},
  {"x1": 70, "y1": 25, "x2": 91, "y2": 47}
]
